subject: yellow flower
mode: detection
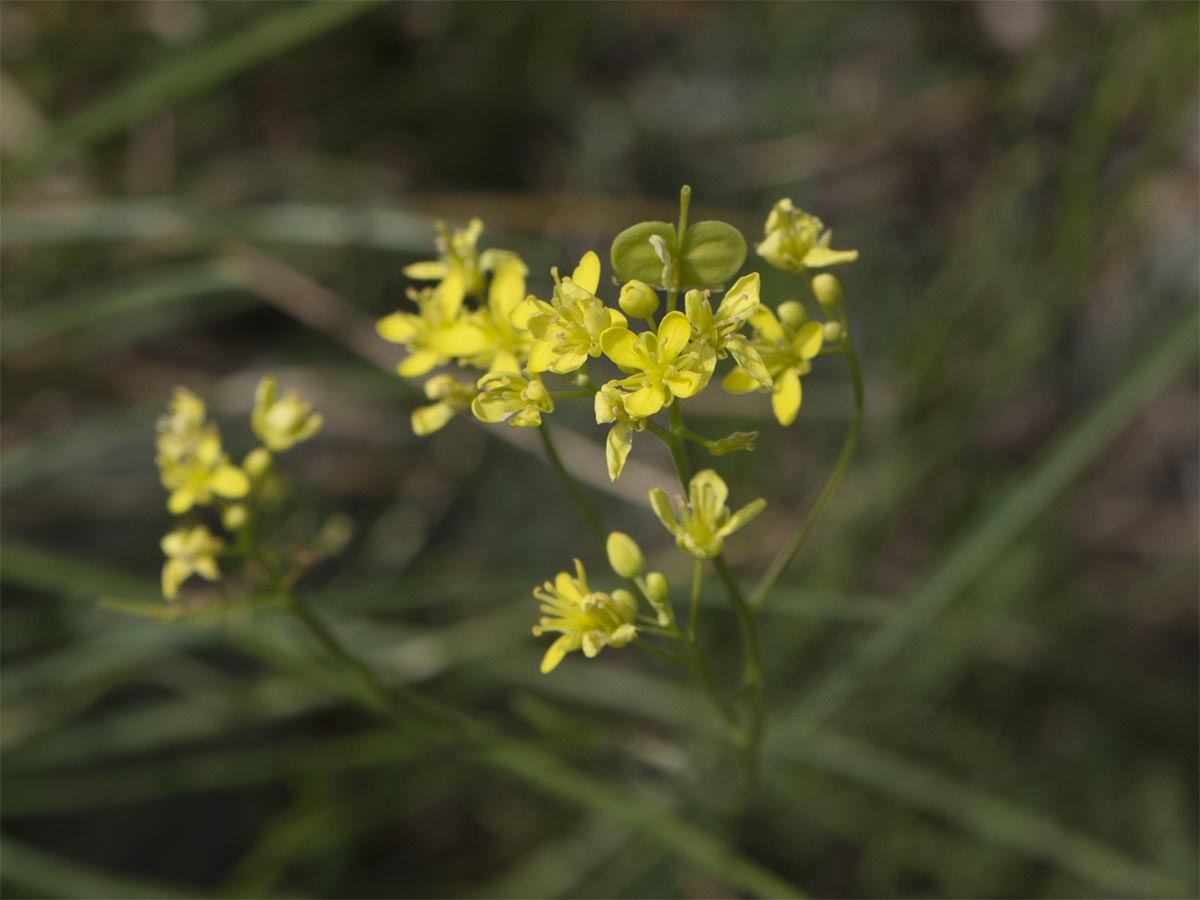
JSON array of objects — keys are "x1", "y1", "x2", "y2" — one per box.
[
  {"x1": 599, "y1": 311, "x2": 716, "y2": 418},
  {"x1": 684, "y1": 273, "x2": 771, "y2": 388},
  {"x1": 412, "y1": 374, "x2": 477, "y2": 436},
  {"x1": 471, "y1": 371, "x2": 553, "y2": 428},
  {"x1": 532, "y1": 559, "x2": 638, "y2": 673},
  {"x1": 156, "y1": 388, "x2": 250, "y2": 515},
  {"x1": 755, "y1": 199, "x2": 858, "y2": 274},
  {"x1": 376, "y1": 269, "x2": 489, "y2": 377},
  {"x1": 516, "y1": 252, "x2": 627, "y2": 375},
  {"x1": 251, "y1": 377, "x2": 323, "y2": 453},
  {"x1": 464, "y1": 252, "x2": 535, "y2": 374},
  {"x1": 404, "y1": 218, "x2": 487, "y2": 297},
  {"x1": 649, "y1": 469, "x2": 765, "y2": 559},
  {"x1": 722, "y1": 301, "x2": 823, "y2": 426},
  {"x1": 161, "y1": 524, "x2": 224, "y2": 599},
  {"x1": 593, "y1": 381, "x2": 647, "y2": 482}
]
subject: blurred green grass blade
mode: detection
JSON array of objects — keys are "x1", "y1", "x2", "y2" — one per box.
[
  {"x1": 0, "y1": 202, "x2": 432, "y2": 252},
  {"x1": 0, "y1": 406, "x2": 157, "y2": 493},
  {"x1": 1, "y1": 539, "x2": 158, "y2": 601},
  {"x1": 783, "y1": 307, "x2": 1200, "y2": 730},
  {"x1": 476, "y1": 740, "x2": 804, "y2": 900},
  {"x1": 6, "y1": 0, "x2": 388, "y2": 182},
  {"x1": 2, "y1": 731, "x2": 425, "y2": 816},
  {"x1": 788, "y1": 732, "x2": 1189, "y2": 898},
  {"x1": 0, "y1": 836, "x2": 199, "y2": 900},
  {"x1": 1, "y1": 262, "x2": 240, "y2": 353}
]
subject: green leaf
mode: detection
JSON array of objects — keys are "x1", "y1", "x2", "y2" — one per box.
[
  {"x1": 610, "y1": 221, "x2": 676, "y2": 288},
  {"x1": 679, "y1": 220, "x2": 747, "y2": 288}
]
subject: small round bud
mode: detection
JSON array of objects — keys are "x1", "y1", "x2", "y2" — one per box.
[
  {"x1": 811, "y1": 273, "x2": 845, "y2": 311},
  {"x1": 611, "y1": 588, "x2": 639, "y2": 620},
  {"x1": 822, "y1": 321, "x2": 843, "y2": 343},
  {"x1": 618, "y1": 280, "x2": 659, "y2": 319},
  {"x1": 644, "y1": 571, "x2": 672, "y2": 625},
  {"x1": 606, "y1": 531, "x2": 644, "y2": 578},
  {"x1": 222, "y1": 504, "x2": 248, "y2": 531},
  {"x1": 777, "y1": 301, "x2": 808, "y2": 330},
  {"x1": 244, "y1": 447, "x2": 272, "y2": 479}
]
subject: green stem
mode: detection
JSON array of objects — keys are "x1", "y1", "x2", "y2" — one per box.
[
  {"x1": 538, "y1": 421, "x2": 606, "y2": 554},
  {"x1": 633, "y1": 638, "x2": 691, "y2": 669},
  {"x1": 748, "y1": 341, "x2": 864, "y2": 611},
  {"x1": 654, "y1": 403, "x2": 765, "y2": 794},
  {"x1": 688, "y1": 559, "x2": 703, "y2": 638},
  {"x1": 288, "y1": 593, "x2": 468, "y2": 734}
]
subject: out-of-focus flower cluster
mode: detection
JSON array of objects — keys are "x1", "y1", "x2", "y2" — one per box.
[{"x1": 154, "y1": 378, "x2": 323, "y2": 600}]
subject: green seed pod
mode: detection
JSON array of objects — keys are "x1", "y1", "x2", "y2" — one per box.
[
  {"x1": 811, "y1": 273, "x2": 845, "y2": 311},
  {"x1": 618, "y1": 280, "x2": 660, "y2": 319},
  {"x1": 606, "y1": 531, "x2": 645, "y2": 578},
  {"x1": 644, "y1": 571, "x2": 672, "y2": 625}
]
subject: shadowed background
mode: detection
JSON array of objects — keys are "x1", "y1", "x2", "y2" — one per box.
[{"x1": 1, "y1": 2, "x2": 1197, "y2": 897}]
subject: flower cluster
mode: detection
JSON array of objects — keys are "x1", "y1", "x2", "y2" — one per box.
[
  {"x1": 154, "y1": 378, "x2": 323, "y2": 600},
  {"x1": 379, "y1": 196, "x2": 858, "y2": 486}
]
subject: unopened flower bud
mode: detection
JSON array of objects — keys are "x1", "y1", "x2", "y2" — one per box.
[
  {"x1": 644, "y1": 571, "x2": 672, "y2": 625},
  {"x1": 606, "y1": 531, "x2": 644, "y2": 578},
  {"x1": 777, "y1": 301, "x2": 808, "y2": 330},
  {"x1": 822, "y1": 321, "x2": 843, "y2": 343},
  {"x1": 811, "y1": 273, "x2": 845, "y2": 311},
  {"x1": 222, "y1": 504, "x2": 248, "y2": 531},
  {"x1": 244, "y1": 447, "x2": 272, "y2": 480},
  {"x1": 619, "y1": 280, "x2": 659, "y2": 319}
]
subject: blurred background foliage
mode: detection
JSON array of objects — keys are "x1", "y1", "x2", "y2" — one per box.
[{"x1": 1, "y1": 1, "x2": 1197, "y2": 897}]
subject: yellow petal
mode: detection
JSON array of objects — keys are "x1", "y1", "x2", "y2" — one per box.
[
  {"x1": 488, "y1": 263, "x2": 526, "y2": 318},
  {"x1": 723, "y1": 498, "x2": 767, "y2": 536},
  {"x1": 161, "y1": 559, "x2": 189, "y2": 600},
  {"x1": 540, "y1": 633, "x2": 575, "y2": 674},
  {"x1": 606, "y1": 422, "x2": 633, "y2": 482},
  {"x1": 664, "y1": 369, "x2": 706, "y2": 399},
  {"x1": 727, "y1": 335, "x2": 772, "y2": 388},
  {"x1": 412, "y1": 402, "x2": 455, "y2": 436},
  {"x1": 435, "y1": 269, "x2": 466, "y2": 319},
  {"x1": 656, "y1": 311, "x2": 692, "y2": 360},
  {"x1": 802, "y1": 246, "x2": 858, "y2": 268},
  {"x1": 428, "y1": 322, "x2": 489, "y2": 358},
  {"x1": 403, "y1": 261, "x2": 449, "y2": 280},
  {"x1": 794, "y1": 321, "x2": 824, "y2": 359},
  {"x1": 210, "y1": 465, "x2": 250, "y2": 498},
  {"x1": 749, "y1": 307, "x2": 785, "y2": 343},
  {"x1": 572, "y1": 251, "x2": 601, "y2": 295},
  {"x1": 397, "y1": 350, "x2": 440, "y2": 377},
  {"x1": 167, "y1": 488, "x2": 195, "y2": 515},
  {"x1": 193, "y1": 557, "x2": 221, "y2": 581},
  {"x1": 526, "y1": 341, "x2": 555, "y2": 373},
  {"x1": 548, "y1": 349, "x2": 588, "y2": 374},
  {"x1": 716, "y1": 272, "x2": 760, "y2": 322},
  {"x1": 624, "y1": 384, "x2": 667, "y2": 418},
  {"x1": 376, "y1": 313, "x2": 419, "y2": 344},
  {"x1": 722, "y1": 367, "x2": 761, "y2": 394},
  {"x1": 772, "y1": 368, "x2": 802, "y2": 426},
  {"x1": 600, "y1": 327, "x2": 644, "y2": 370}
]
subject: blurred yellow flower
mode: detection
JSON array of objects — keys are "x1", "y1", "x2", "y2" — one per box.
[
  {"x1": 156, "y1": 388, "x2": 250, "y2": 515},
  {"x1": 412, "y1": 374, "x2": 478, "y2": 436},
  {"x1": 161, "y1": 524, "x2": 224, "y2": 599},
  {"x1": 251, "y1": 377, "x2": 323, "y2": 453},
  {"x1": 377, "y1": 269, "x2": 489, "y2": 377}
]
